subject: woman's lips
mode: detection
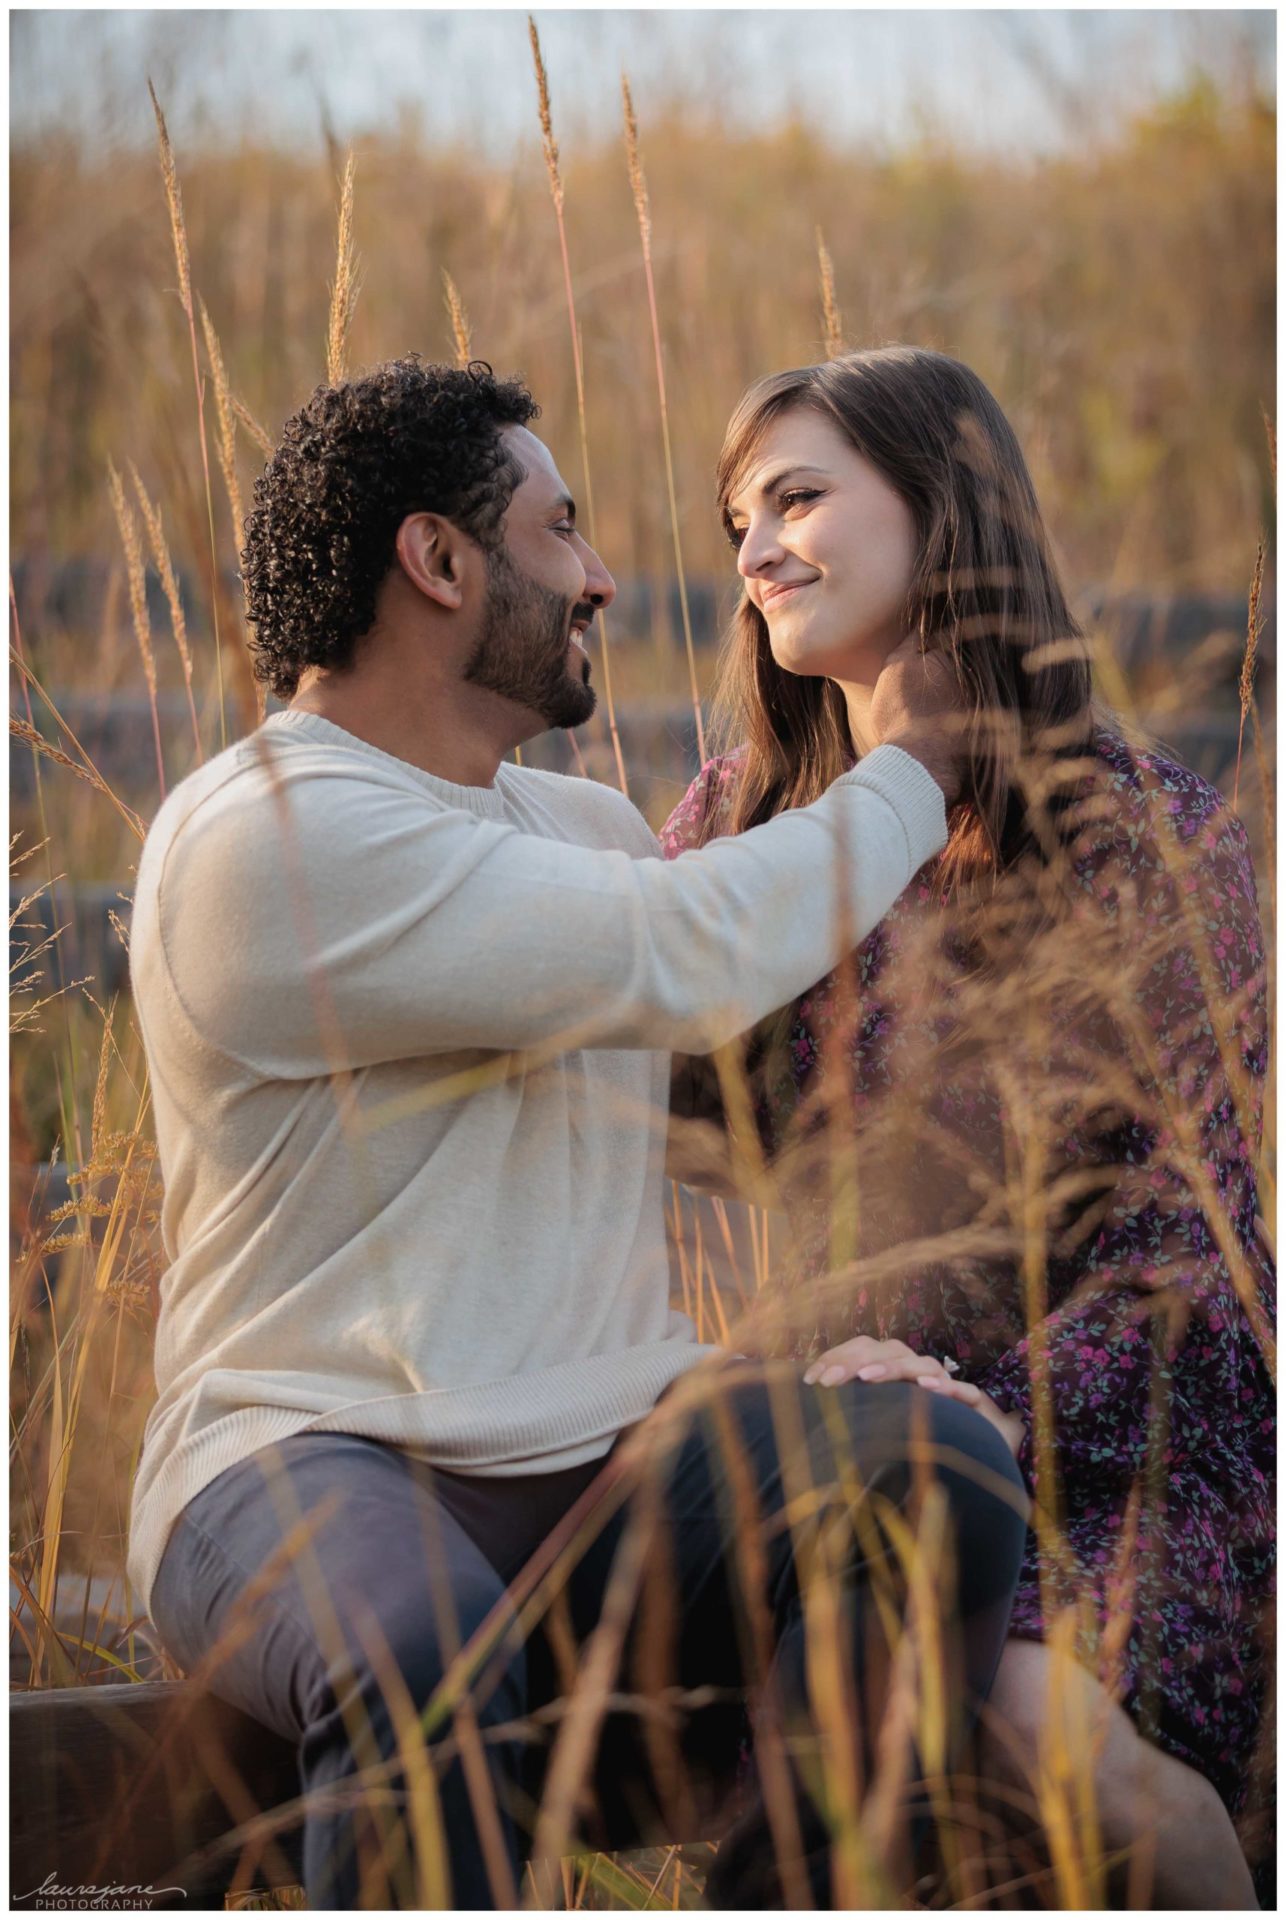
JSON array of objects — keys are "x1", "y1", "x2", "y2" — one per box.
[{"x1": 761, "y1": 581, "x2": 812, "y2": 610}]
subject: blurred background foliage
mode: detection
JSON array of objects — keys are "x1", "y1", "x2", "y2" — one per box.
[{"x1": 11, "y1": 63, "x2": 1275, "y2": 652}]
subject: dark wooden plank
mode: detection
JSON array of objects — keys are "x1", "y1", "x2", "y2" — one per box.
[{"x1": 10, "y1": 1683, "x2": 303, "y2": 1907}]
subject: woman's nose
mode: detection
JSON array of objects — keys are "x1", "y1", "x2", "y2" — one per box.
[{"x1": 736, "y1": 520, "x2": 785, "y2": 580}]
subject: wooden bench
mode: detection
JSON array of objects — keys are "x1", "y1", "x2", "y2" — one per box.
[
  {"x1": 9, "y1": 1681, "x2": 716, "y2": 1909},
  {"x1": 11, "y1": 1683, "x2": 305, "y2": 1909}
]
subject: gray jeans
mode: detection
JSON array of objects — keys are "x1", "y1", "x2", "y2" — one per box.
[{"x1": 149, "y1": 1363, "x2": 1028, "y2": 1908}]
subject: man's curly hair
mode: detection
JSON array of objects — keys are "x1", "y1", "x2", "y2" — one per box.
[{"x1": 241, "y1": 356, "x2": 539, "y2": 699}]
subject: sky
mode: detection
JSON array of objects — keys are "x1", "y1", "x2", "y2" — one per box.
[{"x1": 10, "y1": 8, "x2": 1276, "y2": 161}]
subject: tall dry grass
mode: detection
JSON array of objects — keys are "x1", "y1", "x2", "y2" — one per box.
[{"x1": 9, "y1": 45, "x2": 1275, "y2": 1913}]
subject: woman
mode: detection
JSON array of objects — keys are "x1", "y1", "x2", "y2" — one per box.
[{"x1": 661, "y1": 348, "x2": 1273, "y2": 1906}]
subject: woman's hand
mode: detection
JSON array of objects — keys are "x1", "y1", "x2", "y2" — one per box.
[
  {"x1": 803, "y1": 1335, "x2": 1025, "y2": 1459},
  {"x1": 803, "y1": 1334, "x2": 952, "y2": 1390},
  {"x1": 869, "y1": 637, "x2": 966, "y2": 806}
]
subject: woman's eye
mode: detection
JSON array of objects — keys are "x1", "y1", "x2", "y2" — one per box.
[
  {"x1": 551, "y1": 521, "x2": 576, "y2": 537},
  {"x1": 726, "y1": 524, "x2": 747, "y2": 551},
  {"x1": 779, "y1": 488, "x2": 821, "y2": 511}
]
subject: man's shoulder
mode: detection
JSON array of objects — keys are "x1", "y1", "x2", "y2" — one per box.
[
  {"x1": 497, "y1": 762, "x2": 660, "y2": 856},
  {"x1": 147, "y1": 718, "x2": 426, "y2": 842},
  {"x1": 138, "y1": 723, "x2": 415, "y2": 924},
  {"x1": 140, "y1": 734, "x2": 264, "y2": 864}
]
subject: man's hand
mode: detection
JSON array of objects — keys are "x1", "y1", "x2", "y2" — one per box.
[
  {"x1": 869, "y1": 637, "x2": 966, "y2": 807},
  {"x1": 803, "y1": 1333, "x2": 1024, "y2": 1459}
]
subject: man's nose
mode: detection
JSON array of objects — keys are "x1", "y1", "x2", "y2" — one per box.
[{"x1": 579, "y1": 541, "x2": 617, "y2": 612}]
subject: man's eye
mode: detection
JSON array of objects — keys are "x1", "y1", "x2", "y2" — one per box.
[{"x1": 552, "y1": 521, "x2": 575, "y2": 536}]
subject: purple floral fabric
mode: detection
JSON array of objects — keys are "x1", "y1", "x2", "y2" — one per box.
[{"x1": 661, "y1": 731, "x2": 1274, "y2": 1822}]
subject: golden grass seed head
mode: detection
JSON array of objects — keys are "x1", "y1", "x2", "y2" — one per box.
[
  {"x1": 147, "y1": 78, "x2": 193, "y2": 324},
  {"x1": 326, "y1": 149, "x2": 360, "y2": 388},
  {"x1": 128, "y1": 461, "x2": 193, "y2": 686},
  {"x1": 621, "y1": 75, "x2": 651, "y2": 248},
  {"x1": 232, "y1": 395, "x2": 275, "y2": 459},
  {"x1": 106, "y1": 458, "x2": 155, "y2": 696},
  {"x1": 199, "y1": 297, "x2": 246, "y2": 542},
  {"x1": 442, "y1": 270, "x2": 473, "y2": 369},
  {"x1": 528, "y1": 16, "x2": 563, "y2": 210},
  {"x1": 816, "y1": 226, "x2": 843, "y2": 360}
]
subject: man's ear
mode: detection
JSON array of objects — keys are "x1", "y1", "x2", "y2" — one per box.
[{"x1": 395, "y1": 512, "x2": 473, "y2": 611}]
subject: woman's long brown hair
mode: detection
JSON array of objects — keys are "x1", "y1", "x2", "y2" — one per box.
[{"x1": 704, "y1": 347, "x2": 1096, "y2": 893}]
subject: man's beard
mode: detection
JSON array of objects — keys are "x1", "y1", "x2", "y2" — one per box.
[{"x1": 463, "y1": 547, "x2": 597, "y2": 731}]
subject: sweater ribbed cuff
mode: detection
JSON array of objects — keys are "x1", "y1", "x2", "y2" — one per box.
[{"x1": 839, "y1": 744, "x2": 949, "y2": 874}]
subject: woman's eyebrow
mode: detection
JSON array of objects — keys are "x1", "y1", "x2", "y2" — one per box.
[{"x1": 728, "y1": 465, "x2": 830, "y2": 517}]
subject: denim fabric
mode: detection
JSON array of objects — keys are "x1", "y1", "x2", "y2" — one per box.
[{"x1": 149, "y1": 1365, "x2": 1027, "y2": 1909}]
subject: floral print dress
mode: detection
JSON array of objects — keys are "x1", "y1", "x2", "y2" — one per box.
[{"x1": 661, "y1": 731, "x2": 1274, "y2": 1837}]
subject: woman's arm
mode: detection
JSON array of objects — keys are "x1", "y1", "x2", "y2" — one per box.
[{"x1": 152, "y1": 742, "x2": 946, "y2": 1075}]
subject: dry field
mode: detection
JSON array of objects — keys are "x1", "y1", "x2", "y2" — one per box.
[{"x1": 9, "y1": 33, "x2": 1275, "y2": 1910}]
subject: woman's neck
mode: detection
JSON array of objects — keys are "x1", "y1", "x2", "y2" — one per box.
[{"x1": 836, "y1": 677, "x2": 879, "y2": 759}]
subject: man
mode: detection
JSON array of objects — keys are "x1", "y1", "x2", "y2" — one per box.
[{"x1": 130, "y1": 358, "x2": 1027, "y2": 1908}]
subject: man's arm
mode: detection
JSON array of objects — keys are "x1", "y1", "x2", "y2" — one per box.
[{"x1": 151, "y1": 744, "x2": 946, "y2": 1076}]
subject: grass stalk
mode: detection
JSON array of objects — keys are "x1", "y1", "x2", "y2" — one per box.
[
  {"x1": 1233, "y1": 537, "x2": 1264, "y2": 809},
  {"x1": 817, "y1": 226, "x2": 843, "y2": 359},
  {"x1": 442, "y1": 271, "x2": 473, "y2": 368},
  {"x1": 129, "y1": 463, "x2": 203, "y2": 765},
  {"x1": 148, "y1": 79, "x2": 227, "y2": 750},
  {"x1": 327, "y1": 149, "x2": 360, "y2": 388},
  {"x1": 621, "y1": 74, "x2": 706, "y2": 766},
  {"x1": 528, "y1": 15, "x2": 629, "y2": 796},
  {"x1": 106, "y1": 461, "x2": 165, "y2": 798},
  {"x1": 9, "y1": 645, "x2": 147, "y2": 845},
  {"x1": 199, "y1": 297, "x2": 264, "y2": 726},
  {"x1": 232, "y1": 395, "x2": 275, "y2": 458},
  {"x1": 8, "y1": 582, "x2": 84, "y2": 1233}
]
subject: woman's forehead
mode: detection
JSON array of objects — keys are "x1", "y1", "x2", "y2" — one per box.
[{"x1": 726, "y1": 408, "x2": 857, "y2": 508}]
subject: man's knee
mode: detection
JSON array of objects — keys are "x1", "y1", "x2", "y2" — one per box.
[
  {"x1": 913, "y1": 1390, "x2": 1027, "y2": 1501},
  {"x1": 807, "y1": 1379, "x2": 1028, "y2": 1587},
  {"x1": 321, "y1": 1564, "x2": 525, "y2": 1732}
]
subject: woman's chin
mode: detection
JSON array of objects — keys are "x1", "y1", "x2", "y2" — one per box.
[
  {"x1": 769, "y1": 637, "x2": 833, "y2": 677},
  {"x1": 770, "y1": 639, "x2": 885, "y2": 683}
]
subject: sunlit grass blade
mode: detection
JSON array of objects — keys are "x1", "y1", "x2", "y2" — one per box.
[
  {"x1": 621, "y1": 74, "x2": 705, "y2": 766},
  {"x1": 817, "y1": 227, "x2": 843, "y2": 359},
  {"x1": 128, "y1": 462, "x2": 202, "y2": 763},
  {"x1": 528, "y1": 14, "x2": 629, "y2": 795},
  {"x1": 442, "y1": 270, "x2": 473, "y2": 368},
  {"x1": 199, "y1": 297, "x2": 264, "y2": 725},
  {"x1": 327, "y1": 148, "x2": 360, "y2": 388},
  {"x1": 1233, "y1": 536, "x2": 1264, "y2": 809},
  {"x1": 148, "y1": 78, "x2": 227, "y2": 747},
  {"x1": 106, "y1": 460, "x2": 164, "y2": 796}
]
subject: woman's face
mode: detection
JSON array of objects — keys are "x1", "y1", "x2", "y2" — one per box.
[{"x1": 725, "y1": 406, "x2": 919, "y2": 682}]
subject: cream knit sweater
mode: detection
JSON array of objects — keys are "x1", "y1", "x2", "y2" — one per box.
[{"x1": 125, "y1": 711, "x2": 946, "y2": 1610}]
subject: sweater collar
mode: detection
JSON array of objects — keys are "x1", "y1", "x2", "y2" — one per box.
[{"x1": 258, "y1": 709, "x2": 512, "y2": 818}]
